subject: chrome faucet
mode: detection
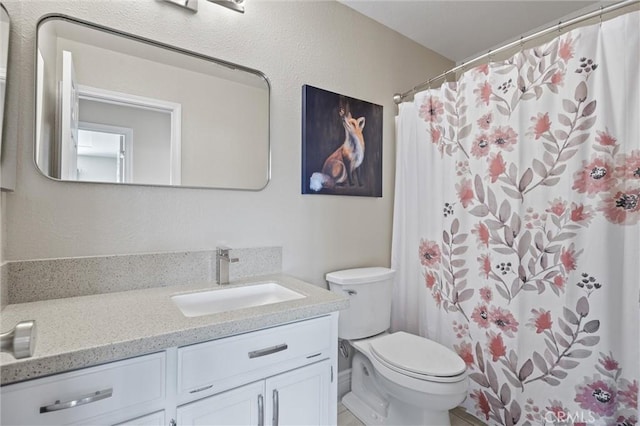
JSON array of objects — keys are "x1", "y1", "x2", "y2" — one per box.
[{"x1": 216, "y1": 246, "x2": 239, "y2": 284}]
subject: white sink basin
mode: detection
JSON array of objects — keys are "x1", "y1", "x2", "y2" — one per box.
[{"x1": 171, "y1": 282, "x2": 306, "y2": 317}]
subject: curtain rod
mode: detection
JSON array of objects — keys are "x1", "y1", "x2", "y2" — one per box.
[{"x1": 393, "y1": 0, "x2": 639, "y2": 104}]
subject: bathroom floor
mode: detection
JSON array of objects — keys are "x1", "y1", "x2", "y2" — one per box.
[{"x1": 338, "y1": 403, "x2": 487, "y2": 426}]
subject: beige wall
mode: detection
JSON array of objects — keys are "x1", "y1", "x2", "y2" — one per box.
[{"x1": 2, "y1": 0, "x2": 452, "y2": 287}]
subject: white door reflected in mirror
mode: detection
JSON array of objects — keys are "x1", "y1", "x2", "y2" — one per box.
[
  {"x1": 77, "y1": 126, "x2": 132, "y2": 184},
  {"x1": 60, "y1": 50, "x2": 79, "y2": 181}
]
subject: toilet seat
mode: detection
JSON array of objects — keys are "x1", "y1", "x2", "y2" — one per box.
[{"x1": 369, "y1": 332, "x2": 466, "y2": 383}]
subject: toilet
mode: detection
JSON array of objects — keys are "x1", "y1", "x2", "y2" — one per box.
[{"x1": 327, "y1": 267, "x2": 469, "y2": 426}]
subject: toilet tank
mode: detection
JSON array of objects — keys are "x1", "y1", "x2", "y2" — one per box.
[{"x1": 326, "y1": 267, "x2": 395, "y2": 340}]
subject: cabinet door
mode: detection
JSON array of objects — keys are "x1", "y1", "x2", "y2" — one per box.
[
  {"x1": 177, "y1": 381, "x2": 264, "y2": 426},
  {"x1": 266, "y1": 360, "x2": 330, "y2": 426}
]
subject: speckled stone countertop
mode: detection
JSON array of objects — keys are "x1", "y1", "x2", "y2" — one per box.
[{"x1": 0, "y1": 274, "x2": 348, "y2": 385}]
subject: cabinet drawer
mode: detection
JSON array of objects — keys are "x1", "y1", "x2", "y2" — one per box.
[
  {"x1": 0, "y1": 352, "x2": 166, "y2": 425},
  {"x1": 178, "y1": 316, "x2": 332, "y2": 396}
]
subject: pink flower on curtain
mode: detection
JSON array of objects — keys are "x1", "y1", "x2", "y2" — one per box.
[
  {"x1": 560, "y1": 245, "x2": 578, "y2": 271},
  {"x1": 454, "y1": 342, "x2": 474, "y2": 367},
  {"x1": 553, "y1": 275, "x2": 567, "y2": 292},
  {"x1": 558, "y1": 34, "x2": 575, "y2": 62},
  {"x1": 599, "y1": 187, "x2": 640, "y2": 225},
  {"x1": 528, "y1": 308, "x2": 553, "y2": 333},
  {"x1": 490, "y1": 126, "x2": 518, "y2": 151},
  {"x1": 529, "y1": 112, "x2": 551, "y2": 140},
  {"x1": 550, "y1": 71, "x2": 564, "y2": 86},
  {"x1": 457, "y1": 178, "x2": 475, "y2": 208},
  {"x1": 574, "y1": 376, "x2": 617, "y2": 417},
  {"x1": 596, "y1": 129, "x2": 617, "y2": 146},
  {"x1": 489, "y1": 306, "x2": 519, "y2": 337},
  {"x1": 472, "y1": 222, "x2": 490, "y2": 248},
  {"x1": 546, "y1": 198, "x2": 567, "y2": 216},
  {"x1": 456, "y1": 160, "x2": 470, "y2": 176},
  {"x1": 487, "y1": 331, "x2": 507, "y2": 361},
  {"x1": 618, "y1": 379, "x2": 638, "y2": 409},
  {"x1": 479, "y1": 286, "x2": 493, "y2": 303},
  {"x1": 475, "y1": 64, "x2": 490, "y2": 76},
  {"x1": 474, "y1": 81, "x2": 493, "y2": 106},
  {"x1": 419, "y1": 239, "x2": 442, "y2": 268},
  {"x1": 470, "y1": 390, "x2": 491, "y2": 421},
  {"x1": 524, "y1": 208, "x2": 548, "y2": 229},
  {"x1": 597, "y1": 351, "x2": 620, "y2": 371},
  {"x1": 472, "y1": 304, "x2": 491, "y2": 329},
  {"x1": 425, "y1": 271, "x2": 437, "y2": 289},
  {"x1": 471, "y1": 133, "x2": 491, "y2": 158},
  {"x1": 477, "y1": 112, "x2": 492, "y2": 130},
  {"x1": 615, "y1": 150, "x2": 640, "y2": 180},
  {"x1": 432, "y1": 289, "x2": 442, "y2": 307},
  {"x1": 419, "y1": 96, "x2": 444, "y2": 123},
  {"x1": 572, "y1": 156, "x2": 616, "y2": 196},
  {"x1": 453, "y1": 321, "x2": 469, "y2": 338},
  {"x1": 488, "y1": 152, "x2": 507, "y2": 182},
  {"x1": 545, "y1": 400, "x2": 569, "y2": 422},
  {"x1": 478, "y1": 254, "x2": 492, "y2": 278},
  {"x1": 429, "y1": 126, "x2": 442, "y2": 144},
  {"x1": 570, "y1": 203, "x2": 594, "y2": 225}
]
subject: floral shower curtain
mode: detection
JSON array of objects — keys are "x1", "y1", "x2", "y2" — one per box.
[{"x1": 392, "y1": 11, "x2": 639, "y2": 426}]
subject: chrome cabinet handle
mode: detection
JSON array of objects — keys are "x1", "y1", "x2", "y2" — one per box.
[
  {"x1": 189, "y1": 384, "x2": 213, "y2": 394},
  {"x1": 272, "y1": 389, "x2": 279, "y2": 426},
  {"x1": 39, "y1": 388, "x2": 113, "y2": 413},
  {"x1": 248, "y1": 343, "x2": 288, "y2": 359},
  {"x1": 258, "y1": 394, "x2": 264, "y2": 426}
]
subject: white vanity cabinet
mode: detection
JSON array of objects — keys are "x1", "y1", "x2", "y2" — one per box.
[
  {"x1": 177, "y1": 360, "x2": 330, "y2": 426},
  {"x1": 175, "y1": 315, "x2": 335, "y2": 426},
  {"x1": 0, "y1": 313, "x2": 339, "y2": 426}
]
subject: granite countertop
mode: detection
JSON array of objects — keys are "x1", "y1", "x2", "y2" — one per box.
[{"x1": 0, "y1": 274, "x2": 348, "y2": 385}]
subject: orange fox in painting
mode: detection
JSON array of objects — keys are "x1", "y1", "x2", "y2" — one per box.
[{"x1": 309, "y1": 108, "x2": 366, "y2": 191}]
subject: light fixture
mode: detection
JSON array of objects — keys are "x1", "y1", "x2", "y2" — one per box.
[
  {"x1": 161, "y1": 0, "x2": 198, "y2": 13},
  {"x1": 208, "y1": 0, "x2": 245, "y2": 14}
]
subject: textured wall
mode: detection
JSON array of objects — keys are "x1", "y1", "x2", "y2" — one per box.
[{"x1": 2, "y1": 0, "x2": 452, "y2": 287}]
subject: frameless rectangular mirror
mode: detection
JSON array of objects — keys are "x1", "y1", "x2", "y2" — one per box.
[{"x1": 35, "y1": 15, "x2": 270, "y2": 190}]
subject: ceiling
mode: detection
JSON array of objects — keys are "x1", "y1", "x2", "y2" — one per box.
[{"x1": 339, "y1": 0, "x2": 606, "y2": 63}]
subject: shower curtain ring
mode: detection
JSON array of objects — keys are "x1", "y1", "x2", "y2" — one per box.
[
  {"x1": 557, "y1": 21, "x2": 562, "y2": 33},
  {"x1": 600, "y1": 6, "x2": 604, "y2": 27}
]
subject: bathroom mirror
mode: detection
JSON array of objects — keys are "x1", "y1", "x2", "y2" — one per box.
[
  {"x1": 0, "y1": 4, "x2": 10, "y2": 154},
  {"x1": 35, "y1": 15, "x2": 270, "y2": 190}
]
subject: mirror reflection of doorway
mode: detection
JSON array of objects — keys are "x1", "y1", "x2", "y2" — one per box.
[
  {"x1": 77, "y1": 123, "x2": 133, "y2": 183},
  {"x1": 54, "y1": 49, "x2": 181, "y2": 185}
]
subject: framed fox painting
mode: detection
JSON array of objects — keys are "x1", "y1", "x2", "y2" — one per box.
[{"x1": 301, "y1": 85, "x2": 383, "y2": 197}]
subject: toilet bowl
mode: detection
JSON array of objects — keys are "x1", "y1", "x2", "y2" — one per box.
[{"x1": 327, "y1": 268, "x2": 469, "y2": 426}]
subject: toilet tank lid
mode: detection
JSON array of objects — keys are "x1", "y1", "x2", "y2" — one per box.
[{"x1": 326, "y1": 267, "x2": 395, "y2": 285}]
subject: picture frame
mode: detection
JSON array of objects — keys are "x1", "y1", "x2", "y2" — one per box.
[{"x1": 301, "y1": 85, "x2": 383, "y2": 197}]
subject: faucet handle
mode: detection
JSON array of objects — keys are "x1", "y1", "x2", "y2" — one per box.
[
  {"x1": 1, "y1": 320, "x2": 37, "y2": 359},
  {"x1": 216, "y1": 246, "x2": 239, "y2": 262},
  {"x1": 216, "y1": 246, "x2": 231, "y2": 256}
]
